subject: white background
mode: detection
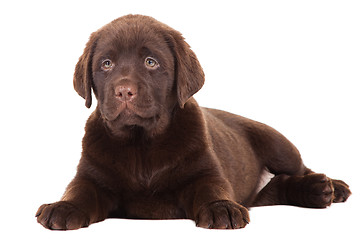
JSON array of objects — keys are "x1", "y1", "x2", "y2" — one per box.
[{"x1": 1, "y1": 0, "x2": 359, "y2": 239}]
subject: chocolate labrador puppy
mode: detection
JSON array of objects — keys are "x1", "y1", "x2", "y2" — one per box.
[{"x1": 36, "y1": 15, "x2": 351, "y2": 230}]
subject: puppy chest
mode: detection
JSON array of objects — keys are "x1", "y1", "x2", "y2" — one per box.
[
  {"x1": 122, "y1": 194, "x2": 186, "y2": 219},
  {"x1": 111, "y1": 160, "x2": 187, "y2": 219},
  {"x1": 110, "y1": 148, "x2": 182, "y2": 190}
]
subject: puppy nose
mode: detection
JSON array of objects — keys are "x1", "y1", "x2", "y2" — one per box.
[{"x1": 115, "y1": 84, "x2": 137, "y2": 102}]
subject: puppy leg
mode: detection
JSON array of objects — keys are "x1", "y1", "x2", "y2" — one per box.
[
  {"x1": 36, "y1": 177, "x2": 116, "y2": 230},
  {"x1": 252, "y1": 173, "x2": 351, "y2": 208},
  {"x1": 248, "y1": 123, "x2": 351, "y2": 207},
  {"x1": 180, "y1": 177, "x2": 250, "y2": 229}
]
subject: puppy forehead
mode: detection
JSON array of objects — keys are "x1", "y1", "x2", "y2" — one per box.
[{"x1": 96, "y1": 20, "x2": 169, "y2": 57}]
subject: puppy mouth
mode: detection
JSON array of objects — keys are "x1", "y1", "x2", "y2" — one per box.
[
  {"x1": 100, "y1": 100, "x2": 171, "y2": 138},
  {"x1": 101, "y1": 102, "x2": 158, "y2": 124}
]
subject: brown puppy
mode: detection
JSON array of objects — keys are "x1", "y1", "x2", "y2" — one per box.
[{"x1": 36, "y1": 15, "x2": 351, "y2": 230}]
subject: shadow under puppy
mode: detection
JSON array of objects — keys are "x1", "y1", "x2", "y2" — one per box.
[{"x1": 36, "y1": 14, "x2": 351, "y2": 230}]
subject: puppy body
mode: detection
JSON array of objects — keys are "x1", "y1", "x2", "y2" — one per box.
[{"x1": 36, "y1": 15, "x2": 351, "y2": 230}]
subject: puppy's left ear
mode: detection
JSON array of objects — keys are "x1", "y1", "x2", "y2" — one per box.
[
  {"x1": 166, "y1": 30, "x2": 205, "y2": 108},
  {"x1": 73, "y1": 32, "x2": 98, "y2": 108}
]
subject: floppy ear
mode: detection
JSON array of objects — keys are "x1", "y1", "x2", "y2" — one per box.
[
  {"x1": 73, "y1": 32, "x2": 98, "y2": 108},
  {"x1": 166, "y1": 31, "x2": 205, "y2": 108}
]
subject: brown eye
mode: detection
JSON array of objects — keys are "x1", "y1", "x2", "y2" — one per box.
[
  {"x1": 101, "y1": 59, "x2": 113, "y2": 71},
  {"x1": 145, "y1": 57, "x2": 159, "y2": 69}
]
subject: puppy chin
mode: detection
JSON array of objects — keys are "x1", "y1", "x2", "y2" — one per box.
[{"x1": 101, "y1": 109, "x2": 170, "y2": 139}]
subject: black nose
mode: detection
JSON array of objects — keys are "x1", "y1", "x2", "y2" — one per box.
[{"x1": 115, "y1": 84, "x2": 137, "y2": 102}]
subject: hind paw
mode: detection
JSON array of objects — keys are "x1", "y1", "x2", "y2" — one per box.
[{"x1": 332, "y1": 179, "x2": 351, "y2": 203}]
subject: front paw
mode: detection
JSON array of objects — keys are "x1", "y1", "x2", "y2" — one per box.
[
  {"x1": 195, "y1": 200, "x2": 250, "y2": 229},
  {"x1": 36, "y1": 201, "x2": 90, "y2": 230}
]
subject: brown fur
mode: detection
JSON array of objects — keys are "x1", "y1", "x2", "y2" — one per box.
[{"x1": 36, "y1": 15, "x2": 351, "y2": 230}]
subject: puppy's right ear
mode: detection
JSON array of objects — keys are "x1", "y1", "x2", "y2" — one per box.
[{"x1": 73, "y1": 32, "x2": 98, "y2": 108}]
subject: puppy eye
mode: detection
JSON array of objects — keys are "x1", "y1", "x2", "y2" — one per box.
[
  {"x1": 101, "y1": 59, "x2": 113, "y2": 71},
  {"x1": 145, "y1": 57, "x2": 159, "y2": 69}
]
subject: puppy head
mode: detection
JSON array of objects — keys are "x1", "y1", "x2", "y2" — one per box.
[{"x1": 73, "y1": 15, "x2": 204, "y2": 138}]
